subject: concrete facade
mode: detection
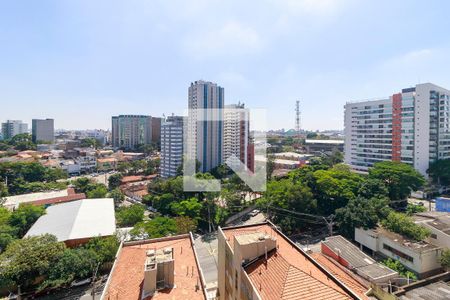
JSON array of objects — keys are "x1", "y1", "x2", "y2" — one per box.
[
  {"x1": 32, "y1": 118, "x2": 54, "y2": 143},
  {"x1": 344, "y1": 83, "x2": 450, "y2": 175}
]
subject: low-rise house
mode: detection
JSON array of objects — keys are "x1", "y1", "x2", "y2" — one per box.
[
  {"x1": 24, "y1": 198, "x2": 116, "y2": 247},
  {"x1": 116, "y1": 151, "x2": 146, "y2": 161},
  {"x1": 101, "y1": 234, "x2": 205, "y2": 300},
  {"x1": 2, "y1": 188, "x2": 85, "y2": 210},
  {"x1": 355, "y1": 227, "x2": 443, "y2": 278},
  {"x1": 119, "y1": 175, "x2": 157, "y2": 199},
  {"x1": 97, "y1": 157, "x2": 118, "y2": 171}
]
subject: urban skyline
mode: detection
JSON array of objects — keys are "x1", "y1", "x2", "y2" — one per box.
[{"x1": 2, "y1": 1, "x2": 450, "y2": 131}]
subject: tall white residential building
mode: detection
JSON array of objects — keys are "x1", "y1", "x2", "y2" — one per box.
[
  {"x1": 187, "y1": 80, "x2": 224, "y2": 173},
  {"x1": 1, "y1": 120, "x2": 28, "y2": 139},
  {"x1": 344, "y1": 83, "x2": 450, "y2": 175},
  {"x1": 223, "y1": 103, "x2": 249, "y2": 169},
  {"x1": 160, "y1": 115, "x2": 184, "y2": 178},
  {"x1": 111, "y1": 115, "x2": 153, "y2": 150},
  {"x1": 32, "y1": 118, "x2": 54, "y2": 143}
]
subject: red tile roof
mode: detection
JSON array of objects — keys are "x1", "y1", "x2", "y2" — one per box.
[
  {"x1": 223, "y1": 224, "x2": 357, "y2": 300},
  {"x1": 103, "y1": 235, "x2": 205, "y2": 300},
  {"x1": 29, "y1": 193, "x2": 86, "y2": 206},
  {"x1": 310, "y1": 253, "x2": 370, "y2": 300}
]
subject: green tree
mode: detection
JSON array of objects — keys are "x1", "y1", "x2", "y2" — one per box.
[
  {"x1": 153, "y1": 193, "x2": 176, "y2": 215},
  {"x1": 335, "y1": 196, "x2": 390, "y2": 239},
  {"x1": 145, "y1": 158, "x2": 160, "y2": 175},
  {"x1": 369, "y1": 161, "x2": 425, "y2": 202},
  {"x1": 382, "y1": 258, "x2": 417, "y2": 280},
  {"x1": 174, "y1": 216, "x2": 198, "y2": 233},
  {"x1": 171, "y1": 198, "x2": 203, "y2": 220},
  {"x1": 108, "y1": 173, "x2": 123, "y2": 190},
  {"x1": 440, "y1": 249, "x2": 450, "y2": 270},
  {"x1": 86, "y1": 184, "x2": 108, "y2": 198},
  {"x1": 428, "y1": 159, "x2": 450, "y2": 186},
  {"x1": 381, "y1": 211, "x2": 431, "y2": 241},
  {"x1": 83, "y1": 236, "x2": 119, "y2": 264},
  {"x1": 259, "y1": 179, "x2": 316, "y2": 234},
  {"x1": 80, "y1": 137, "x2": 100, "y2": 149},
  {"x1": 266, "y1": 155, "x2": 275, "y2": 179},
  {"x1": 72, "y1": 177, "x2": 93, "y2": 193},
  {"x1": 9, "y1": 204, "x2": 46, "y2": 237},
  {"x1": 0, "y1": 207, "x2": 16, "y2": 252},
  {"x1": 312, "y1": 164, "x2": 363, "y2": 214},
  {"x1": 116, "y1": 204, "x2": 145, "y2": 227},
  {"x1": 9, "y1": 133, "x2": 36, "y2": 151},
  {"x1": 357, "y1": 178, "x2": 389, "y2": 199},
  {"x1": 405, "y1": 203, "x2": 427, "y2": 215},
  {"x1": 0, "y1": 181, "x2": 8, "y2": 198},
  {"x1": 0, "y1": 234, "x2": 66, "y2": 289},
  {"x1": 40, "y1": 248, "x2": 97, "y2": 289},
  {"x1": 131, "y1": 217, "x2": 178, "y2": 239},
  {"x1": 109, "y1": 188, "x2": 125, "y2": 205},
  {"x1": 117, "y1": 161, "x2": 131, "y2": 174}
]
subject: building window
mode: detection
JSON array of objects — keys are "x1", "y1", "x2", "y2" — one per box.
[{"x1": 383, "y1": 243, "x2": 414, "y2": 263}]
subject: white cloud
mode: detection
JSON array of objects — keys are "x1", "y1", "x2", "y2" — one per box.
[{"x1": 182, "y1": 21, "x2": 263, "y2": 59}]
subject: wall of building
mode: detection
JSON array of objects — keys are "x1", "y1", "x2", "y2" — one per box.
[{"x1": 355, "y1": 228, "x2": 442, "y2": 277}]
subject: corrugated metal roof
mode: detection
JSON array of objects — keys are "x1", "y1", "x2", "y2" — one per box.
[{"x1": 24, "y1": 198, "x2": 116, "y2": 241}]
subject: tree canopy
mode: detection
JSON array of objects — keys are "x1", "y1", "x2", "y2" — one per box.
[
  {"x1": 369, "y1": 161, "x2": 425, "y2": 202},
  {"x1": 116, "y1": 204, "x2": 145, "y2": 227},
  {"x1": 381, "y1": 211, "x2": 430, "y2": 241},
  {"x1": 428, "y1": 159, "x2": 450, "y2": 186},
  {"x1": 0, "y1": 234, "x2": 66, "y2": 288}
]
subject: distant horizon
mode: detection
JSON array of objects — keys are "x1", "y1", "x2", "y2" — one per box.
[{"x1": 1, "y1": 1, "x2": 450, "y2": 130}]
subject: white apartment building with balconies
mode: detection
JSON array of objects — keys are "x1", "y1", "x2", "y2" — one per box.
[
  {"x1": 223, "y1": 103, "x2": 249, "y2": 170},
  {"x1": 344, "y1": 83, "x2": 450, "y2": 175},
  {"x1": 160, "y1": 115, "x2": 184, "y2": 178}
]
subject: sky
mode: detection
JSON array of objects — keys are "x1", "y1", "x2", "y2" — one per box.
[{"x1": 1, "y1": 0, "x2": 450, "y2": 131}]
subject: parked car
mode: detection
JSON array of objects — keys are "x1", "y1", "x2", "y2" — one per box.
[
  {"x1": 71, "y1": 278, "x2": 91, "y2": 287},
  {"x1": 249, "y1": 209, "x2": 260, "y2": 217}
]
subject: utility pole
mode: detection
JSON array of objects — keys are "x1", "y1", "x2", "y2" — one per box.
[
  {"x1": 91, "y1": 262, "x2": 100, "y2": 300},
  {"x1": 295, "y1": 100, "x2": 301, "y2": 140}
]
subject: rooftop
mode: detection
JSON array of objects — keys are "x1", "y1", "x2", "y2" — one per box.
[
  {"x1": 374, "y1": 227, "x2": 440, "y2": 253},
  {"x1": 273, "y1": 152, "x2": 313, "y2": 159},
  {"x1": 102, "y1": 235, "x2": 205, "y2": 300},
  {"x1": 3, "y1": 188, "x2": 77, "y2": 210},
  {"x1": 310, "y1": 253, "x2": 370, "y2": 300},
  {"x1": 398, "y1": 281, "x2": 450, "y2": 300},
  {"x1": 305, "y1": 139, "x2": 344, "y2": 144},
  {"x1": 24, "y1": 198, "x2": 116, "y2": 242},
  {"x1": 222, "y1": 223, "x2": 358, "y2": 300},
  {"x1": 413, "y1": 211, "x2": 450, "y2": 235},
  {"x1": 98, "y1": 157, "x2": 117, "y2": 163},
  {"x1": 323, "y1": 236, "x2": 374, "y2": 269}
]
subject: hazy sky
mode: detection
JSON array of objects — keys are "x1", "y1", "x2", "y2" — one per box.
[{"x1": 1, "y1": 0, "x2": 450, "y2": 131}]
